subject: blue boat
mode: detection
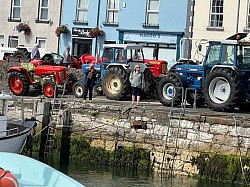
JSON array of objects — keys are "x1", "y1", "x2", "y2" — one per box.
[{"x1": 0, "y1": 152, "x2": 85, "y2": 187}]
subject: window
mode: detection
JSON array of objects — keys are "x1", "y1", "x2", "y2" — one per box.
[
  {"x1": 9, "y1": 36, "x2": 18, "y2": 47},
  {"x1": 106, "y1": 0, "x2": 119, "y2": 24},
  {"x1": 206, "y1": 43, "x2": 221, "y2": 65},
  {"x1": 247, "y1": 1, "x2": 250, "y2": 29},
  {"x1": 76, "y1": 0, "x2": 88, "y2": 23},
  {"x1": 209, "y1": 0, "x2": 224, "y2": 28},
  {"x1": 145, "y1": 0, "x2": 159, "y2": 27},
  {"x1": 39, "y1": 0, "x2": 48, "y2": 20},
  {"x1": 11, "y1": 0, "x2": 21, "y2": 19},
  {"x1": 0, "y1": 35, "x2": 4, "y2": 47},
  {"x1": 37, "y1": 38, "x2": 46, "y2": 48}
]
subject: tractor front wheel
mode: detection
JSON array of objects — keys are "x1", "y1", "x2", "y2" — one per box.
[
  {"x1": 8, "y1": 71, "x2": 30, "y2": 96},
  {"x1": 72, "y1": 81, "x2": 84, "y2": 98},
  {"x1": 157, "y1": 73, "x2": 186, "y2": 107},
  {"x1": 43, "y1": 81, "x2": 57, "y2": 98}
]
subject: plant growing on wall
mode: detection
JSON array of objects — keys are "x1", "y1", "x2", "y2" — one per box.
[
  {"x1": 16, "y1": 23, "x2": 31, "y2": 35},
  {"x1": 55, "y1": 24, "x2": 69, "y2": 37},
  {"x1": 89, "y1": 27, "x2": 104, "y2": 38}
]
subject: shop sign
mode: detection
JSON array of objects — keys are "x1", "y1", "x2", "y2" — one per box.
[
  {"x1": 72, "y1": 27, "x2": 92, "y2": 37},
  {"x1": 124, "y1": 32, "x2": 177, "y2": 44}
]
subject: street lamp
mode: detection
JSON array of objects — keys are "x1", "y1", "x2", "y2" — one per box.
[{"x1": 95, "y1": 0, "x2": 101, "y2": 63}]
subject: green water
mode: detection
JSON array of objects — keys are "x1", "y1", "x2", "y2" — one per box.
[{"x1": 45, "y1": 158, "x2": 245, "y2": 187}]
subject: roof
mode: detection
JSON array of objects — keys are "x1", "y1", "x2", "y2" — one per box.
[{"x1": 102, "y1": 44, "x2": 143, "y2": 50}]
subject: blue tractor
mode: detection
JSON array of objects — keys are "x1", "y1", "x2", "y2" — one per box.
[
  {"x1": 72, "y1": 44, "x2": 155, "y2": 100},
  {"x1": 157, "y1": 33, "x2": 250, "y2": 111}
]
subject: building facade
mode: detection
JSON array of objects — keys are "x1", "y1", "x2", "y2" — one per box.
[
  {"x1": 192, "y1": 0, "x2": 250, "y2": 57},
  {"x1": 59, "y1": 0, "x2": 193, "y2": 64},
  {"x1": 0, "y1": 0, "x2": 62, "y2": 52}
]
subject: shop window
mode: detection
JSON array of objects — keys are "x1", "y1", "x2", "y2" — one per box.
[
  {"x1": 8, "y1": 36, "x2": 18, "y2": 47},
  {"x1": 105, "y1": 0, "x2": 119, "y2": 25},
  {"x1": 144, "y1": 0, "x2": 159, "y2": 28},
  {"x1": 207, "y1": 0, "x2": 224, "y2": 30},
  {"x1": 9, "y1": 0, "x2": 21, "y2": 21},
  {"x1": 76, "y1": 0, "x2": 89, "y2": 23}
]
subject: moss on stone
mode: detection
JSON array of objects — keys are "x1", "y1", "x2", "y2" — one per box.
[{"x1": 191, "y1": 152, "x2": 250, "y2": 184}]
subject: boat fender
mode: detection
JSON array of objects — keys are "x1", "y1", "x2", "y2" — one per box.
[{"x1": 0, "y1": 168, "x2": 19, "y2": 187}]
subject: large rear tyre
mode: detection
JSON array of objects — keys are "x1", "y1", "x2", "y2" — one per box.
[
  {"x1": 12, "y1": 49, "x2": 30, "y2": 60},
  {"x1": 8, "y1": 71, "x2": 30, "y2": 96},
  {"x1": 157, "y1": 73, "x2": 186, "y2": 106},
  {"x1": 102, "y1": 67, "x2": 130, "y2": 100},
  {"x1": 143, "y1": 68, "x2": 157, "y2": 99},
  {"x1": 203, "y1": 68, "x2": 243, "y2": 111},
  {"x1": 72, "y1": 81, "x2": 84, "y2": 98}
]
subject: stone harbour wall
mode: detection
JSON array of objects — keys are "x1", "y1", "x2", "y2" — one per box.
[
  {"x1": 7, "y1": 98, "x2": 250, "y2": 180},
  {"x1": 67, "y1": 103, "x2": 250, "y2": 177}
]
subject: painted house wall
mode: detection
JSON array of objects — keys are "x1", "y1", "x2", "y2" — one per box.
[
  {"x1": 59, "y1": 0, "x2": 191, "y2": 63},
  {"x1": 0, "y1": 0, "x2": 61, "y2": 53}
]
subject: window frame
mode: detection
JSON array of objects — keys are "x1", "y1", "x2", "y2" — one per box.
[
  {"x1": 246, "y1": 0, "x2": 250, "y2": 30},
  {"x1": 9, "y1": 0, "x2": 21, "y2": 21},
  {"x1": 105, "y1": 0, "x2": 119, "y2": 25},
  {"x1": 8, "y1": 36, "x2": 18, "y2": 48},
  {"x1": 36, "y1": 38, "x2": 47, "y2": 49},
  {"x1": 207, "y1": 0, "x2": 224, "y2": 30},
  {"x1": 75, "y1": 0, "x2": 89, "y2": 24},
  {"x1": 38, "y1": 0, "x2": 49, "y2": 21},
  {"x1": 144, "y1": 0, "x2": 160, "y2": 28}
]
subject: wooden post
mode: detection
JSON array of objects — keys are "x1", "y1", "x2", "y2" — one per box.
[{"x1": 39, "y1": 102, "x2": 51, "y2": 162}]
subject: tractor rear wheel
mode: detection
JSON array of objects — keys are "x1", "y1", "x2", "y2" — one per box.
[
  {"x1": 8, "y1": 71, "x2": 30, "y2": 96},
  {"x1": 72, "y1": 81, "x2": 84, "y2": 98},
  {"x1": 143, "y1": 68, "x2": 157, "y2": 99},
  {"x1": 203, "y1": 68, "x2": 243, "y2": 111},
  {"x1": 13, "y1": 49, "x2": 30, "y2": 60},
  {"x1": 43, "y1": 81, "x2": 57, "y2": 98},
  {"x1": 102, "y1": 67, "x2": 130, "y2": 100},
  {"x1": 157, "y1": 73, "x2": 186, "y2": 106}
]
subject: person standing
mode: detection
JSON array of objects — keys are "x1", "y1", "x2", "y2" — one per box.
[
  {"x1": 31, "y1": 43, "x2": 40, "y2": 60},
  {"x1": 129, "y1": 65, "x2": 145, "y2": 105},
  {"x1": 83, "y1": 63, "x2": 97, "y2": 103},
  {"x1": 63, "y1": 46, "x2": 71, "y2": 68}
]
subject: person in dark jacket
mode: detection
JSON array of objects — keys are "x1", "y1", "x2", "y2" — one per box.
[{"x1": 83, "y1": 63, "x2": 97, "y2": 103}]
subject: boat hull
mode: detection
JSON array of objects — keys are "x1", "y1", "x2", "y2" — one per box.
[
  {"x1": 0, "y1": 120, "x2": 36, "y2": 153},
  {"x1": 0, "y1": 152, "x2": 85, "y2": 187}
]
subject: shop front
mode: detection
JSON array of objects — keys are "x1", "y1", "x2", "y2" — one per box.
[
  {"x1": 118, "y1": 30, "x2": 183, "y2": 67},
  {"x1": 71, "y1": 27, "x2": 93, "y2": 57}
]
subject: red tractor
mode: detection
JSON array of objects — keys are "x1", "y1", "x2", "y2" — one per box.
[{"x1": 7, "y1": 61, "x2": 67, "y2": 98}]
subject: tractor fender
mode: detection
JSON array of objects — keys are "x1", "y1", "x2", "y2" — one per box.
[
  {"x1": 106, "y1": 63, "x2": 129, "y2": 70},
  {"x1": 7, "y1": 68, "x2": 33, "y2": 84},
  {"x1": 210, "y1": 65, "x2": 237, "y2": 73}
]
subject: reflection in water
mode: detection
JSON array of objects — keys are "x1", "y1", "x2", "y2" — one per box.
[{"x1": 47, "y1": 159, "x2": 245, "y2": 187}]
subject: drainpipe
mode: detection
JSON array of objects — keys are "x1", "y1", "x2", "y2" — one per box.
[
  {"x1": 95, "y1": 0, "x2": 101, "y2": 61},
  {"x1": 236, "y1": 0, "x2": 240, "y2": 33},
  {"x1": 57, "y1": 0, "x2": 63, "y2": 54}
]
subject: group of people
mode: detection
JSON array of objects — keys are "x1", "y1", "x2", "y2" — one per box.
[
  {"x1": 82, "y1": 63, "x2": 145, "y2": 106},
  {"x1": 32, "y1": 43, "x2": 145, "y2": 105}
]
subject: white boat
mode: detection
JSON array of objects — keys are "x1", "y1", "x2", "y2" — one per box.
[
  {"x1": 0, "y1": 93, "x2": 36, "y2": 153},
  {"x1": 0, "y1": 152, "x2": 85, "y2": 187}
]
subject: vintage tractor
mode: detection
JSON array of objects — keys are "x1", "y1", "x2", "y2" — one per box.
[
  {"x1": 72, "y1": 44, "x2": 167, "y2": 100},
  {"x1": 157, "y1": 33, "x2": 250, "y2": 111},
  {"x1": 7, "y1": 61, "x2": 67, "y2": 98}
]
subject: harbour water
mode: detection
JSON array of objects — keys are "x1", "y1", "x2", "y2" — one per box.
[{"x1": 45, "y1": 158, "x2": 245, "y2": 187}]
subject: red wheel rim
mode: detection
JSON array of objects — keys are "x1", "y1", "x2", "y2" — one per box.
[
  {"x1": 10, "y1": 76, "x2": 23, "y2": 94},
  {"x1": 44, "y1": 84, "x2": 54, "y2": 97}
]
